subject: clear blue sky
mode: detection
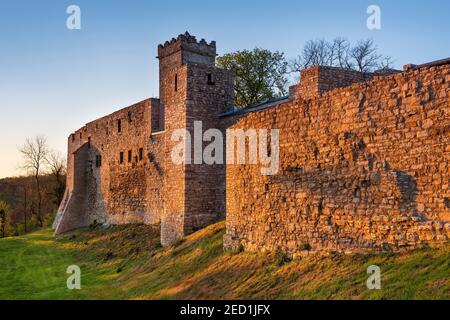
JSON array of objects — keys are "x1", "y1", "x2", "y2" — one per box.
[{"x1": 0, "y1": 0, "x2": 449, "y2": 178}]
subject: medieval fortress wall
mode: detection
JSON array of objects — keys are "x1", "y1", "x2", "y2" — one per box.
[
  {"x1": 54, "y1": 33, "x2": 235, "y2": 247},
  {"x1": 224, "y1": 62, "x2": 450, "y2": 254},
  {"x1": 54, "y1": 98, "x2": 164, "y2": 234},
  {"x1": 54, "y1": 32, "x2": 449, "y2": 253}
]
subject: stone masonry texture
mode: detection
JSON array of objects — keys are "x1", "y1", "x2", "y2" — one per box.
[
  {"x1": 224, "y1": 62, "x2": 450, "y2": 254},
  {"x1": 54, "y1": 32, "x2": 450, "y2": 253}
]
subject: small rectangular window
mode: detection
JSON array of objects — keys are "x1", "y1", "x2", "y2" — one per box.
[
  {"x1": 139, "y1": 148, "x2": 143, "y2": 161},
  {"x1": 95, "y1": 155, "x2": 102, "y2": 167},
  {"x1": 79, "y1": 132, "x2": 82, "y2": 139},
  {"x1": 128, "y1": 111, "x2": 132, "y2": 122},
  {"x1": 128, "y1": 150, "x2": 132, "y2": 162},
  {"x1": 174, "y1": 74, "x2": 178, "y2": 92},
  {"x1": 207, "y1": 73, "x2": 214, "y2": 85},
  {"x1": 118, "y1": 119, "x2": 122, "y2": 133},
  {"x1": 119, "y1": 152, "x2": 124, "y2": 164}
]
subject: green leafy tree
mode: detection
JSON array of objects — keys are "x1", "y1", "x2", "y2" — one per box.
[
  {"x1": 217, "y1": 48, "x2": 289, "y2": 108},
  {"x1": 0, "y1": 201, "x2": 9, "y2": 238}
]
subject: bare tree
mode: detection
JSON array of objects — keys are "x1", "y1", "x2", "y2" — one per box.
[
  {"x1": 46, "y1": 151, "x2": 67, "y2": 206},
  {"x1": 330, "y1": 38, "x2": 353, "y2": 69},
  {"x1": 290, "y1": 38, "x2": 393, "y2": 73},
  {"x1": 290, "y1": 39, "x2": 332, "y2": 72},
  {"x1": 303, "y1": 39, "x2": 332, "y2": 67},
  {"x1": 350, "y1": 39, "x2": 382, "y2": 72},
  {"x1": 377, "y1": 56, "x2": 395, "y2": 70},
  {"x1": 19, "y1": 136, "x2": 49, "y2": 227}
]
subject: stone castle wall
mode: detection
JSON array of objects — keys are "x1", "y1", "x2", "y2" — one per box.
[
  {"x1": 55, "y1": 33, "x2": 235, "y2": 247},
  {"x1": 224, "y1": 63, "x2": 450, "y2": 254},
  {"x1": 160, "y1": 62, "x2": 235, "y2": 245},
  {"x1": 160, "y1": 65, "x2": 188, "y2": 245},
  {"x1": 55, "y1": 32, "x2": 449, "y2": 253},
  {"x1": 55, "y1": 98, "x2": 165, "y2": 234}
]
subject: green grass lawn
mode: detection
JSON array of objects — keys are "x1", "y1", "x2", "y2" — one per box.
[
  {"x1": 0, "y1": 229, "x2": 87, "y2": 299},
  {"x1": 0, "y1": 221, "x2": 448, "y2": 300}
]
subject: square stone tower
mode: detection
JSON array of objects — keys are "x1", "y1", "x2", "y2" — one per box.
[
  {"x1": 158, "y1": 32, "x2": 235, "y2": 246},
  {"x1": 158, "y1": 32, "x2": 217, "y2": 102}
]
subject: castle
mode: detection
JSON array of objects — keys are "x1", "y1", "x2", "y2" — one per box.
[{"x1": 54, "y1": 32, "x2": 450, "y2": 254}]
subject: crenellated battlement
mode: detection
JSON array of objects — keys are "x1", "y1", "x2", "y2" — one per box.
[
  {"x1": 157, "y1": 32, "x2": 217, "y2": 101},
  {"x1": 157, "y1": 31, "x2": 216, "y2": 60}
]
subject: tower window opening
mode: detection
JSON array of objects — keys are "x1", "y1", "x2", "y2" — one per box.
[
  {"x1": 119, "y1": 152, "x2": 124, "y2": 164},
  {"x1": 118, "y1": 119, "x2": 122, "y2": 133},
  {"x1": 139, "y1": 148, "x2": 143, "y2": 161},
  {"x1": 174, "y1": 74, "x2": 178, "y2": 92},
  {"x1": 207, "y1": 73, "x2": 215, "y2": 85},
  {"x1": 95, "y1": 155, "x2": 102, "y2": 167},
  {"x1": 128, "y1": 150, "x2": 132, "y2": 162}
]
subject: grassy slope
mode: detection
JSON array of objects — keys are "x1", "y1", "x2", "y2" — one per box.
[{"x1": 0, "y1": 221, "x2": 448, "y2": 300}]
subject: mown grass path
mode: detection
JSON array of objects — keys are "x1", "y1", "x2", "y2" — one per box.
[{"x1": 0, "y1": 229, "x2": 85, "y2": 299}]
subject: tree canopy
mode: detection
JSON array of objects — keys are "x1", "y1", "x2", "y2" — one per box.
[
  {"x1": 216, "y1": 48, "x2": 289, "y2": 108},
  {"x1": 217, "y1": 39, "x2": 392, "y2": 108}
]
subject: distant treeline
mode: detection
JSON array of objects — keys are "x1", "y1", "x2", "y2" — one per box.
[
  {"x1": 0, "y1": 174, "x2": 65, "y2": 237},
  {"x1": 0, "y1": 136, "x2": 66, "y2": 238}
]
